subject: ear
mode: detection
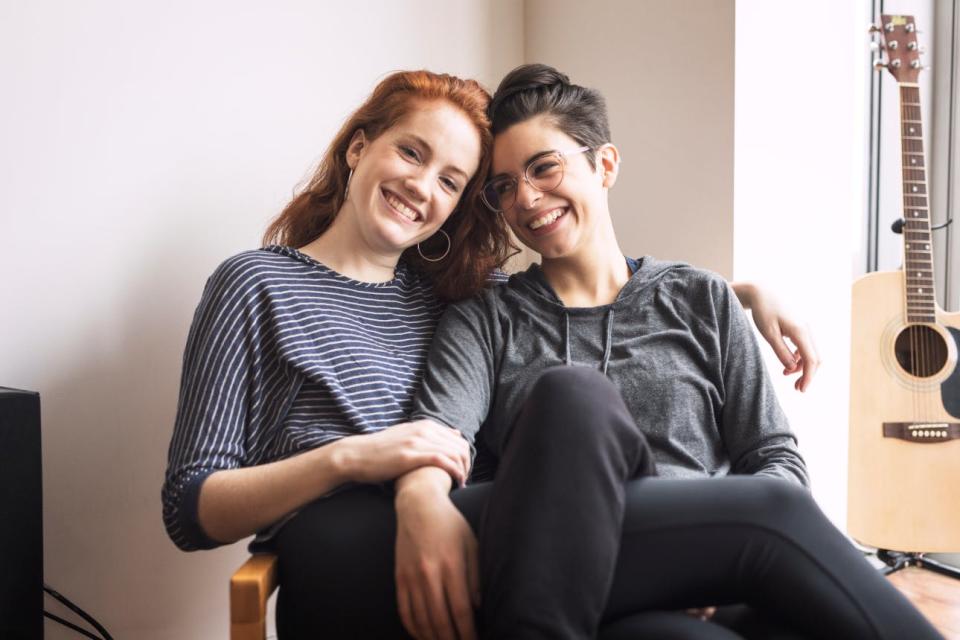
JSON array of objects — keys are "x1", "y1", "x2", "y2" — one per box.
[
  {"x1": 598, "y1": 143, "x2": 620, "y2": 188},
  {"x1": 345, "y1": 129, "x2": 367, "y2": 170}
]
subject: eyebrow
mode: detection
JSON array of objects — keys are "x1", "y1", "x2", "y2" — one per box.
[
  {"x1": 405, "y1": 134, "x2": 470, "y2": 180},
  {"x1": 490, "y1": 149, "x2": 555, "y2": 179}
]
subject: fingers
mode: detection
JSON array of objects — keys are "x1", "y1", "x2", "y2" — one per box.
[
  {"x1": 466, "y1": 534, "x2": 481, "y2": 609},
  {"x1": 685, "y1": 606, "x2": 717, "y2": 621},
  {"x1": 410, "y1": 585, "x2": 437, "y2": 640},
  {"x1": 446, "y1": 570, "x2": 477, "y2": 640},
  {"x1": 409, "y1": 451, "x2": 466, "y2": 488},
  {"x1": 763, "y1": 325, "x2": 798, "y2": 372},
  {"x1": 796, "y1": 344, "x2": 820, "y2": 394},
  {"x1": 408, "y1": 422, "x2": 472, "y2": 483},
  {"x1": 425, "y1": 570, "x2": 457, "y2": 640},
  {"x1": 397, "y1": 580, "x2": 421, "y2": 639},
  {"x1": 781, "y1": 324, "x2": 820, "y2": 393}
]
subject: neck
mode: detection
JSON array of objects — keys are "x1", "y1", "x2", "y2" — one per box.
[
  {"x1": 540, "y1": 216, "x2": 628, "y2": 307},
  {"x1": 298, "y1": 204, "x2": 401, "y2": 283},
  {"x1": 899, "y1": 83, "x2": 935, "y2": 323}
]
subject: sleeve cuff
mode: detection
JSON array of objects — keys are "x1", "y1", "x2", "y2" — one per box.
[{"x1": 178, "y1": 469, "x2": 222, "y2": 551}]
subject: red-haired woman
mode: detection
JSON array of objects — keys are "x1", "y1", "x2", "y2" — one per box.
[{"x1": 162, "y1": 70, "x2": 817, "y2": 638}]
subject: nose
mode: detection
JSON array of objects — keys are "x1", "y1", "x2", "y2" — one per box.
[
  {"x1": 402, "y1": 171, "x2": 430, "y2": 203},
  {"x1": 514, "y1": 176, "x2": 542, "y2": 211}
]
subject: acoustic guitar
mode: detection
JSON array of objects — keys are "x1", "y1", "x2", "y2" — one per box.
[{"x1": 848, "y1": 14, "x2": 960, "y2": 553}]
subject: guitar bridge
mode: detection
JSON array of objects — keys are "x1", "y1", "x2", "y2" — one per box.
[{"x1": 882, "y1": 422, "x2": 960, "y2": 443}]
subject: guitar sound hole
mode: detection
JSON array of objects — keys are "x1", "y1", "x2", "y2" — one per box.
[{"x1": 894, "y1": 325, "x2": 948, "y2": 378}]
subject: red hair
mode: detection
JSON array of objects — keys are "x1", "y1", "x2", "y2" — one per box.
[{"x1": 263, "y1": 70, "x2": 515, "y2": 301}]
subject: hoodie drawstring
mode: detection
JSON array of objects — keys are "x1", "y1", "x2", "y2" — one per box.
[
  {"x1": 601, "y1": 308, "x2": 614, "y2": 375},
  {"x1": 563, "y1": 308, "x2": 615, "y2": 375}
]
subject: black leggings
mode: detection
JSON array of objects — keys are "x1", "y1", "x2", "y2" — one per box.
[{"x1": 275, "y1": 367, "x2": 942, "y2": 639}]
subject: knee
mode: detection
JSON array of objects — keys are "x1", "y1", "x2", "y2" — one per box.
[
  {"x1": 737, "y1": 477, "x2": 819, "y2": 529},
  {"x1": 526, "y1": 366, "x2": 622, "y2": 418},
  {"x1": 516, "y1": 366, "x2": 641, "y2": 452}
]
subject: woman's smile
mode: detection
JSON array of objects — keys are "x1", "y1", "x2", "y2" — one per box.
[
  {"x1": 381, "y1": 188, "x2": 422, "y2": 224},
  {"x1": 527, "y1": 206, "x2": 568, "y2": 235}
]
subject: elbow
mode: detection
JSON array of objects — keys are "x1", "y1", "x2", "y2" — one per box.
[
  {"x1": 162, "y1": 506, "x2": 223, "y2": 552},
  {"x1": 162, "y1": 471, "x2": 224, "y2": 551}
]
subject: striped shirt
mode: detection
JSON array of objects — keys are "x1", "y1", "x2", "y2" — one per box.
[{"x1": 162, "y1": 245, "x2": 461, "y2": 551}]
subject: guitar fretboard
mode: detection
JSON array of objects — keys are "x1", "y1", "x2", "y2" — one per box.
[{"x1": 900, "y1": 84, "x2": 935, "y2": 323}]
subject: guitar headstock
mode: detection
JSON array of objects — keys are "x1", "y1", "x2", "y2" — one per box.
[{"x1": 870, "y1": 14, "x2": 924, "y2": 83}]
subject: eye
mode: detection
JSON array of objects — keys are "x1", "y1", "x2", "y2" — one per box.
[
  {"x1": 494, "y1": 179, "x2": 516, "y2": 196},
  {"x1": 440, "y1": 176, "x2": 460, "y2": 193},
  {"x1": 530, "y1": 158, "x2": 561, "y2": 178},
  {"x1": 398, "y1": 145, "x2": 421, "y2": 163}
]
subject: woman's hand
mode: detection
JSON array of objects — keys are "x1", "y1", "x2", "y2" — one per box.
[
  {"x1": 732, "y1": 282, "x2": 821, "y2": 392},
  {"x1": 337, "y1": 419, "x2": 472, "y2": 487},
  {"x1": 395, "y1": 473, "x2": 480, "y2": 640}
]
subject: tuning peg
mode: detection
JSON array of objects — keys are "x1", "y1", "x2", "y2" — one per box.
[
  {"x1": 870, "y1": 41, "x2": 883, "y2": 51},
  {"x1": 873, "y1": 58, "x2": 888, "y2": 70},
  {"x1": 868, "y1": 23, "x2": 883, "y2": 33}
]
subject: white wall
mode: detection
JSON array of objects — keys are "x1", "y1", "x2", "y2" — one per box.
[
  {"x1": 524, "y1": 0, "x2": 736, "y2": 277},
  {"x1": 734, "y1": 0, "x2": 869, "y2": 527},
  {"x1": 0, "y1": 2, "x2": 521, "y2": 638}
]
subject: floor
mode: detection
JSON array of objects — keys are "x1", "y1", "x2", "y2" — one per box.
[{"x1": 888, "y1": 567, "x2": 960, "y2": 639}]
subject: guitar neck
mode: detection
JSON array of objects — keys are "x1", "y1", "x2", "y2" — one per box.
[{"x1": 899, "y1": 84, "x2": 935, "y2": 322}]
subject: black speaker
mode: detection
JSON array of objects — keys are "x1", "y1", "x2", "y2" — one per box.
[{"x1": 0, "y1": 387, "x2": 43, "y2": 639}]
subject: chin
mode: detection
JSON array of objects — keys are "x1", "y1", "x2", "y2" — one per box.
[{"x1": 531, "y1": 237, "x2": 575, "y2": 260}]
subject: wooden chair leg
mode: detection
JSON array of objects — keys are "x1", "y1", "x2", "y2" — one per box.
[{"x1": 230, "y1": 553, "x2": 279, "y2": 640}]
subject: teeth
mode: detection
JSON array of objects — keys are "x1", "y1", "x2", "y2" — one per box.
[
  {"x1": 385, "y1": 192, "x2": 418, "y2": 221},
  {"x1": 529, "y1": 209, "x2": 563, "y2": 230}
]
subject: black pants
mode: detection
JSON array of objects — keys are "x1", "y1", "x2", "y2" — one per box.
[{"x1": 276, "y1": 367, "x2": 942, "y2": 639}]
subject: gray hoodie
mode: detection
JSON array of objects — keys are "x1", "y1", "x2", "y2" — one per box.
[{"x1": 413, "y1": 257, "x2": 808, "y2": 487}]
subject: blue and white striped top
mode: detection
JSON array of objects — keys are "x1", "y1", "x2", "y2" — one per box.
[{"x1": 162, "y1": 245, "x2": 454, "y2": 551}]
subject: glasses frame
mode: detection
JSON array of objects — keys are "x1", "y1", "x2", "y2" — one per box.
[{"x1": 480, "y1": 145, "x2": 592, "y2": 213}]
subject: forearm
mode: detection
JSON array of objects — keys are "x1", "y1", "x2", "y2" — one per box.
[
  {"x1": 748, "y1": 448, "x2": 810, "y2": 488},
  {"x1": 197, "y1": 440, "x2": 352, "y2": 544},
  {"x1": 395, "y1": 466, "x2": 453, "y2": 509},
  {"x1": 729, "y1": 281, "x2": 758, "y2": 309}
]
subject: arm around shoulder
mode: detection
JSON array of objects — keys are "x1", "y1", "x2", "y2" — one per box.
[{"x1": 712, "y1": 277, "x2": 810, "y2": 487}]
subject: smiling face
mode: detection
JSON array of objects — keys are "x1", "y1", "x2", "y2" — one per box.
[
  {"x1": 490, "y1": 115, "x2": 612, "y2": 260},
  {"x1": 344, "y1": 100, "x2": 482, "y2": 256}
]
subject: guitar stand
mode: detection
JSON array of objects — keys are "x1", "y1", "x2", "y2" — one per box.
[{"x1": 877, "y1": 549, "x2": 960, "y2": 581}]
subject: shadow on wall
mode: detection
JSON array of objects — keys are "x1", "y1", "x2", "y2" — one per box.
[{"x1": 40, "y1": 224, "x2": 251, "y2": 639}]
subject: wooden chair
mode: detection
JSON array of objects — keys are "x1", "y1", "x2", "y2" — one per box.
[{"x1": 230, "y1": 553, "x2": 279, "y2": 640}]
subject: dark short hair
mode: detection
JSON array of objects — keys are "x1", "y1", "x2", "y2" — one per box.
[{"x1": 488, "y1": 64, "x2": 610, "y2": 168}]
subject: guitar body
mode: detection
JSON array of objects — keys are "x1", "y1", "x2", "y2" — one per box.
[{"x1": 848, "y1": 269, "x2": 960, "y2": 552}]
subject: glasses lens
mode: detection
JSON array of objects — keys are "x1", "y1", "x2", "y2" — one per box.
[
  {"x1": 482, "y1": 177, "x2": 516, "y2": 212},
  {"x1": 526, "y1": 154, "x2": 564, "y2": 192}
]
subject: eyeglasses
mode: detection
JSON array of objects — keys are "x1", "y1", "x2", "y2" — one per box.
[{"x1": 480, "y1": 145, "x2": 591, "y2": 213}]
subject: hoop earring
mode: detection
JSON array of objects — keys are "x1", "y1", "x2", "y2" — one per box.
[
  {"x1": 344, "y1": 169, "x2": 354, "y2": 199},
  {"x1": 417, "y1": 229, "x2": 451, "y2": 263}
]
